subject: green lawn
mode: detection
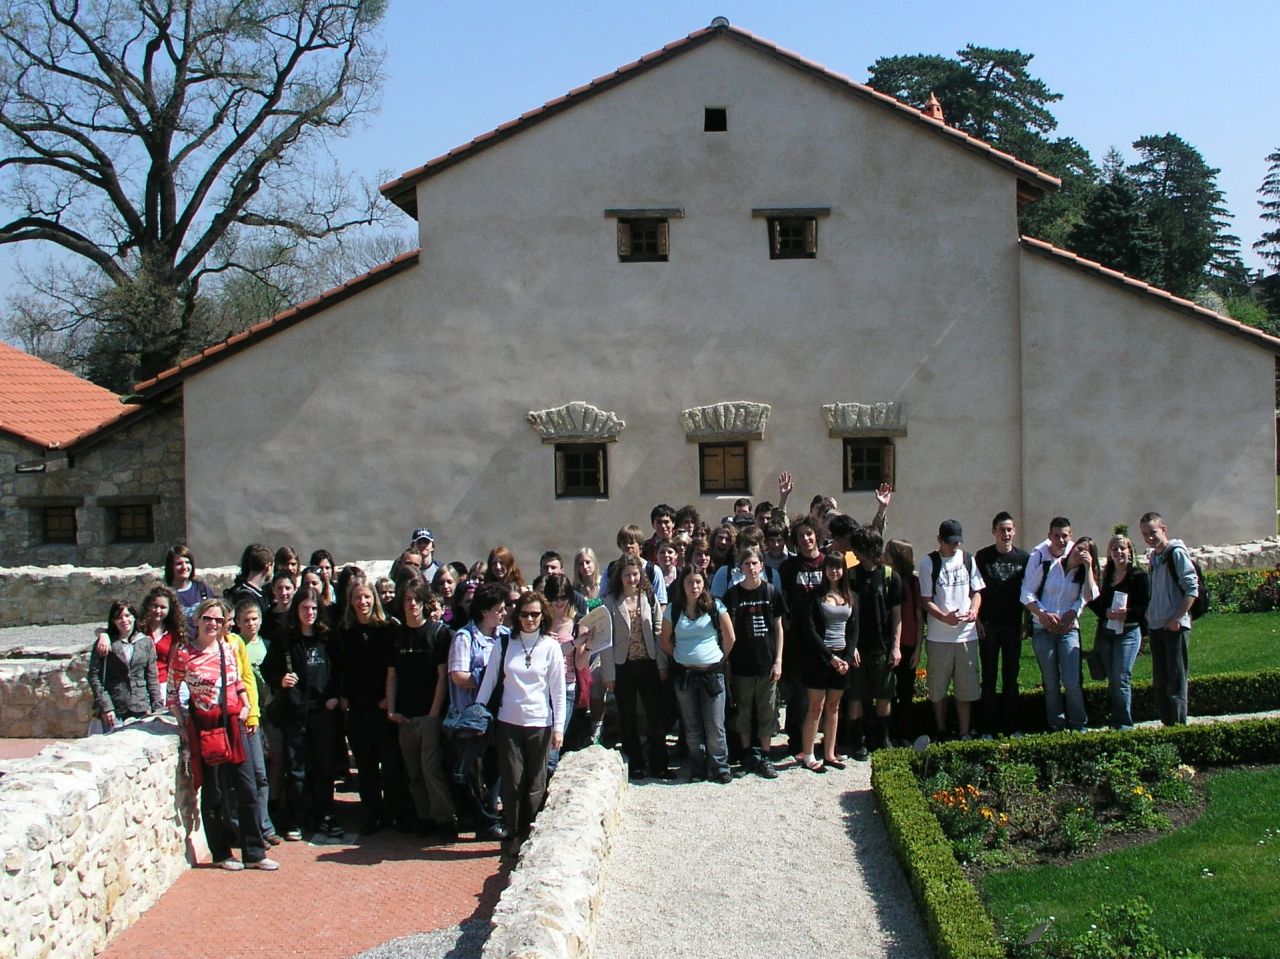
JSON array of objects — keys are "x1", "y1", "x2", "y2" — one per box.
[
  {"x1": 981, "y1": 766, "x2": 1280, "y2": 958},
  {"x1": 919, "y1": 610, "x2": 1280, "y2": 692},
  {"x1": 1017, "y1": 609, "x2": 1280, "y2": 691}
]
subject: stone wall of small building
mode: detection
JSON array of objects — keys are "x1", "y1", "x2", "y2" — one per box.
[
  {"x1": 0, "y1": 404, "x2": 186, "y2": 569},
  {"x1": 0, "y1": 722, "x2": 191, "y2": 959},
  {"x1": 0, "y1": 657, "x2": 94, "y2": 739}
]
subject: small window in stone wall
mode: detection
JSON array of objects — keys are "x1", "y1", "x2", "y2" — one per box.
[
  {"x1": 700, "y1": 441, "x2": 749, "y2": 495},
  {"x1": 843, "y1": 438, "x2": 895, "y2": 492},
  {"x1": 768, "y1": 216, "x2": 817, "y2": 259},
  {"x1": 42, "y1": 506, "x2": 77, "y2": 544},
  {"x1": 617, "y1": 218, "x2": 669, "y2": 262},
  {"x1": 555, "y1": 443, "x2": 608, "y2": 498},
  {"x1": 112, "y1": 503, "x2": 155, "y2": 543}
]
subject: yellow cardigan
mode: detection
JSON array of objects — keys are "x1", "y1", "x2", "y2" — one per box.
[{"x1": 225, "y1": 633, "x2": 260, "y2": 727}]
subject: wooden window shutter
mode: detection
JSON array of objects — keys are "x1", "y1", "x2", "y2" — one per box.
[
  {"x1": 617, "y1": 222, "x2": 632, "y2": 258},
  {"x1": 804, "y1": 218, "x2": 817, "y2": 254},
  {"x1": 555, "y1": 447, "x2": 567, "y2": 496},
  {"x1": 596, "y1": 446, "x2": 607, "y2": 495},
  {"x1": 769, "y1": 220, "x2": 781, "y2": 257},
  {"x1": 882, "y1": 442, "x2": 895, "y2": 488},
  {"x1": 657, "y1": 220, "x2": 669, "y2": 257}
]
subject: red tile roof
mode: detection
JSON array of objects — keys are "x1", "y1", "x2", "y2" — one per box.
[
  {"x1": 1020, "y1": 236, "x2": 1280, "y2": 354},
  {"x1": 380, "y1": 22, "x2": 1061, "y2": 218},
  {"x1": 0, "y1": 341, "x2": 139, "y2": 449},
  {"x1": 132, "y1": 248, "x2": 421, "y2": 397}
]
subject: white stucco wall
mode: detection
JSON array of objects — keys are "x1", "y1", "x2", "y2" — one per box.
[
  {"x1": 183, "y1": 37, "x2": 1026, "y2": 566},
  {"x1": 180, "y1": 35, "x2": 1275, "y2": 569},
  {"x1": 1018, "y1": 250, "x2": 1276, "y2": 546}
]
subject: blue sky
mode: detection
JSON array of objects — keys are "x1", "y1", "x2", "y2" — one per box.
[
  {"x1": 2, "y1": 0, "x2": 1276, "y2": 309},
  {"x1": 348, "y1": 1, "x2": 1276, "y2": 270}
]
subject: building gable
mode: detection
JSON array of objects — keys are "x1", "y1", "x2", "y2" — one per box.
[{"x1": 379, "y1": 21, "x2": 1061, "y2": 219}]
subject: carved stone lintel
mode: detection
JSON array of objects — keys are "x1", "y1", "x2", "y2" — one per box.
[
  {"x1": 527, "y1": 402, "x2": 625, "y2": 444},
  {"x1": 822, "y1": 401, "x2": 908, "y2": 437},
  {"x1": 680, "y1": 402, "x2": 770, "y2": 442}
]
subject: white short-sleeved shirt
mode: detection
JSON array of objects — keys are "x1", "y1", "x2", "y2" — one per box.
[{"x1": 918, "y1": 550, "x2": 985, "y2": 644}]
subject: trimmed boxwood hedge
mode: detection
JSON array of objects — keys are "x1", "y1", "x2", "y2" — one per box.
[
  {"x1": 905, "y1": 668, "x2": 1280, "y2": 733},
  {"x1": 872, "y1": 715, "x2": 1280, "y2": 959}
]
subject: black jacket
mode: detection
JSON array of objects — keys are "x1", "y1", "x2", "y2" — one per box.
[{"x1": 261, "y1": 628, "x2": 338, "y2": 718}]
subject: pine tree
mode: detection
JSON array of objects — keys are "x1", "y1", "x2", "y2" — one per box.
[
  {"x1": 1066, "y1": 159, "x2": 1161, "y2": 280},
  {"x1": 1127, "y1": 134, "x2": 1232, "y2": 299}
]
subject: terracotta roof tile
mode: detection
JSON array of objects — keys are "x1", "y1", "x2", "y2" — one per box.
[
  {"x1": 0, "y1": 341, "x2": 138, "y2": 449},
  {"x1": 132, "y1": 248, "x2": 421, "y2": 397},
  {"x1": 1020, "y1": 236, "x2": 1280, "y2": 354},
  {"x1": 379, "y1": 23, "x2": 1059, "y2": 216}
]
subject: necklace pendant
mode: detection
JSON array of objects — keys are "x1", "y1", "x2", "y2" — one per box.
[{"x1": 524, "y1": 652, "x2": 532, "y2": 668}]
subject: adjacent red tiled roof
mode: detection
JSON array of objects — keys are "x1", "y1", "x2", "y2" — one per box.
[
  {"x1": 0, "y1": 341, "x2": 138, "y2": 449},
  {"x1": 380, "y1": 22, "x2": 1061, "y2": 218},
  {"x1": 1020, "y1": 236, "x2": 1280, "y2": 354},
  {"x1": 132, "y1": 248, "x2": 421, "y2": 397}
]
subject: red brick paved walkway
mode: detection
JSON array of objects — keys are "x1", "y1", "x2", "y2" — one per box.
[
  {"x1": 0, "y1": 738, "x2": 60, "y2": 761},
  {"x1": 98, "y1": 793, "x2": 508, "y2": 959}
]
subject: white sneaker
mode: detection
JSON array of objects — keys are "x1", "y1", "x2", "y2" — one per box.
[
  {"x1": 219, "y1": 858, "x2": 244, "y2": 871},
  {"x1": 246, "y1": 857, "x2": 280, "y2": 871}
]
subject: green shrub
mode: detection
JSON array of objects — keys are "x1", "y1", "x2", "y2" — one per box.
[
  {"x1": 1007, "y1": 898, "x2": 1211, "y2": 959},
  {"x1": 1237, "y1": 565, "x2": 1280, "y2": 613},
  {"x1": 873, "y1": 718, "x2": 1280, "y2": 959},
  {"x1": 872, "y1": 751, "x2": 1004, "y2": 959},
  {"x1": 905, "y1": 668, "x2": 1280, "y2": 733},
  {"x1": 1202, "y1": 568, "x2": 1268, "y2": 613}
]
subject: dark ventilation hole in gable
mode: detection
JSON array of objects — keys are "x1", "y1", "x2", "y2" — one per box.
[{"x1": 704, "y1": 107, "x2": 727, "y2": 132}]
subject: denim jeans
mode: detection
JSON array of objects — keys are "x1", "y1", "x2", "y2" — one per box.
[
  {"x1": 673, "y1": 668, "x2": 728, "y2": 777},
  {"x1": 1094, "y1": 624, "x2": 1141, "y2": 728},
  {"x1": 1149, "y1": 627, "x2": 1189, "y2": 725},
  {"x1": 1031, "y1": 625, "x2": 1085, "y2": 731},
  {"x1": 548, "y1": 693, "x2": 574, "y2": 774},
  {"x1": 243, "y1": 724, "x2": 275, "y2": 838}
]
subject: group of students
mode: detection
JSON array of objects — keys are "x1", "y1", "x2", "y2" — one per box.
[
  {"x1": 84, "y1": 482, "x2": 1197, "y2": 869},
  {"x1": 925, "y1": 509, "x2": 1199, "y2": 741}
]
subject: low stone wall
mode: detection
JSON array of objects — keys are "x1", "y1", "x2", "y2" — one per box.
[
  {"x1": 0, "y1": 564, "x2": 232, "y2": 629},
  {"x1": 0, "y1": 560, "x2": 396, "y2": 628},
  {"x1": 483, "y1": 746, "x2": 628, "y2": 959},
  {"x1": 0, "y1": 721, "x2": 191, "y2": 959},
  {"x1": 0, "y1": 656, "x2": 94, "y2": 739},
  {"x1": 1193, "y1": 538, "x2": 1280, "y2": 571}
]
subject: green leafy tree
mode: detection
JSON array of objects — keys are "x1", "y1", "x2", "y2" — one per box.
[
  {"x1": 0, "y1": 0, "x2": 391, "y2": 390},
  {"x1": 1126, "y1": 134, "x2": 1233, "y2": 299}
]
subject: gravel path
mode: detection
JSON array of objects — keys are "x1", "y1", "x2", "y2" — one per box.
[{"x1": 595, "y1": 756, "x2": 933, "y2": 959}]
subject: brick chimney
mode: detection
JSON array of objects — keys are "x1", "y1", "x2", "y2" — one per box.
[{"x1": 922, "y1": 92, "x2": 944, "y2": 122}]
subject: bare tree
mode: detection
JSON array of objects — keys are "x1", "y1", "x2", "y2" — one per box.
[{"x1": 0, "y1": 0, "x2": 391, "y2": 388}]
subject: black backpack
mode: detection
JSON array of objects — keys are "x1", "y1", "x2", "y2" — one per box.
[{"x1": 1164, "y1": 545, "x2": 1210, "y2": 620}]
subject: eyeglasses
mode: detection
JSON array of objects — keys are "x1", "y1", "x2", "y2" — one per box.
[
  {"x1": 518, "y1": 611, "x2": 543, "y2": 620},
  {"x1": 200, "y1": 615, "x2": 226, "y2": 624}
]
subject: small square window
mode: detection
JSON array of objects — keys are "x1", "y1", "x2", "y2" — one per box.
[
  {"x1": 843, "y1": 438, "x2": 895, "y2": 492},
  {"x1": 555, "y1": 443, "x2": 608, "y2": 498},
  {"x1": 112, "y1": 503, "x2": 155, "y2": 543},
  {"x1": 699, "y1": 442, "x2": 749, "y2": 495},
  {"x1": 769, "y1": 217, "x2": 817, "y2": 259},
  {"x1": 42, "y1": 506, "x2": 77, "y2": 544},
  {"x1": 704, "y1": 107, "x2": 727, "y2": 132},
  {"x1": 617, "y1": 218, "x2": 669, "y2": 262}
]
